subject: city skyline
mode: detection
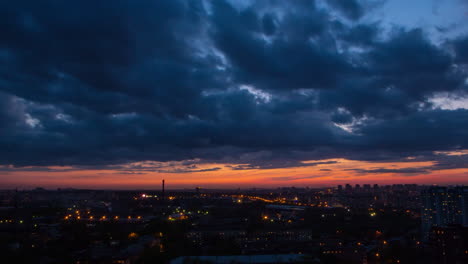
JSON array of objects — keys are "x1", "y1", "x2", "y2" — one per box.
[
  {"x1": 1, "y1": 0, "x2": 468, "y2": 189},
  {"x1": 2, "y1": 158, "x2": 468, "y2": 189}
]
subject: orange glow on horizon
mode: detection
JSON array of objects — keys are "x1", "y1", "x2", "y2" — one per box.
[{"x1": 0, "y1": 158, "x2": 467, "y2": 189}]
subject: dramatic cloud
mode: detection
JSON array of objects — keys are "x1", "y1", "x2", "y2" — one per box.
[
  {"x1": 348, "y1": 168, "x2": 430, "y2": 176},
  {"x1": 325, "y1": 0, "x2": 365, "y2": 20},
  {"x1": 0, "y1": 0, "x2": 467, "y2": 179}
]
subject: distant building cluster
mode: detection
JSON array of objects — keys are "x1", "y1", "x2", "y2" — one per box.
[
  {"x1": 0, "y1": 184, "x2": 467, "y2": 263},
  {"x1": 421, "y1": 186, "x2": 468, "y2": 235}
]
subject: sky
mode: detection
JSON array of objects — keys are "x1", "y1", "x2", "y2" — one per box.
[{"x1": 1, "y1": 0, "x2": 468, "y2": 189}]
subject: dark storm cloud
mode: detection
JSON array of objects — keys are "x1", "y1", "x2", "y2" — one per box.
[
  {"x1": 356, "y1": 110, "x2": 468, "y2": 152},
  {"x1": 271, "y1": 175, "x2": 326, "y2": 181},
  {"x1": 114, "y1": 172, "x2": 148, "y2": 175},
  {"x1": 348, "y1": 168, "x2": 430, "y2": 175},
  {"x1": 346, "y1": 153, "x2": 468, "y2": 176},
  {"x1": 340, "y1": 23, "x2": 380, "y2": 46},
  {"x1": 326, "y1": 0, "x2": 365, "y2": 20},
  {"x1": 228, "y1": 160, "x2": 339, "y2": 170},
  {"x1": 430, "y1": 153, "x2": 468, "y2": 171},
  {"x1": 158, "y1": 167, "x2": 222, "y2": 174},
  {"x1": 452, "y1": 35, "x2": 468, "y2": 63},
  {"x1": 0, "y1": 0, "x2": 224, "y2": 118},
  {"x1": 319, "y1": 28, "x2": 464, "y2": 118},
  {"x1": 0, "y1": 0, "x2": 468, "y2": 172},
  {"x1": 210, "y1": 0, "x2": 354, "y2": 91}
]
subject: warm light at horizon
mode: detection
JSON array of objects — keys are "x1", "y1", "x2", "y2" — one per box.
[{"x1": 0, "y1": 157, "x2": 467, "y2": 189}]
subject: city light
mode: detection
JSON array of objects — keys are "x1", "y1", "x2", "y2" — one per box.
[{"x1": 2, "y1": 0, "x2": 468, "y2": 262}]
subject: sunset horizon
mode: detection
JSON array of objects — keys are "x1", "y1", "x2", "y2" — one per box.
[
  {"x1": 2, "y1": 1, "x2": 468, "y2": 191},
  {"x1": 2, "y1": 2, "x2": 468, "y2": 262}
]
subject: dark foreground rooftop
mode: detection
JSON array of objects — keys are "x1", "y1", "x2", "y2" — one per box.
[{"x1": 170, "y1": 254, "x2": 309, "y2": 264}]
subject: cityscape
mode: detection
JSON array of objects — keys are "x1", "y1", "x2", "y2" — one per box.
[
  {"x1": 1, "y1": 182, "x2": 467, "y2": 263},
  {"x1": 1, "y1": 0, "x2": 468, "y2": 263}
]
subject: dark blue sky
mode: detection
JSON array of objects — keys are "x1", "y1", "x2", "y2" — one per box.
[{"x1": 0, "y1": 0, "x2": 468, "y2": 187}]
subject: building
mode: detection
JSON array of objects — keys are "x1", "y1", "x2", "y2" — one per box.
[
  {"x1": 363, "y1": 184, "x2": 371, "y2": 193},
  {"x1": 421, "y1": 186, "x2": 468, "y2": 237},
  {"x1": 354, "y1": 184, "x2": 361, "y2": 193},
  {"x1": 429, "y1": 225, "x2": 468, "y2": 264},
  {"x1": 170, "y1": 254, "x2": 311, "y2": 264},
  {"x1": 345, "y1": 184, "x2": 352, "y2": 193}
]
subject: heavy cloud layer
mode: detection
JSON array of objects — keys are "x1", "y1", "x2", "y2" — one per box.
[{"x1": 0, "y1": 0, "x2": 467, "y2": 170}]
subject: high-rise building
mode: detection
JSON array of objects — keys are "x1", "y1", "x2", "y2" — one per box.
[
  {"x1": 354, "y1": 184, "x2": 361, "y2": 193},
  {"x1": 363, "y1": 184, "x2": 371, "y2": 192},
  {"x1": 373, "y1": 184, "x2": 379, "y2": 192},
  {"x1": 421, "y1": 186, "x2": 468, "y2": 237},
  {"x1": 455, "y1": 186, "x2": 468, "y2": 226},
  {"x1": 345, "y1": 184, "x2": 352, "y2": 193},
  {"x1": 429, "y1": 225, "x2": 468, "y2": 264}
]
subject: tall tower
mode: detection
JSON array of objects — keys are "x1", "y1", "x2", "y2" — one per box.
[{"x1": 162, "y1": 179, "x2": 165, "y2": 201}]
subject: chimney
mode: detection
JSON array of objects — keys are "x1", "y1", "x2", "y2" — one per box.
[{"x1": 162, "y1": 179, "x2": 165, "y2": 201}]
